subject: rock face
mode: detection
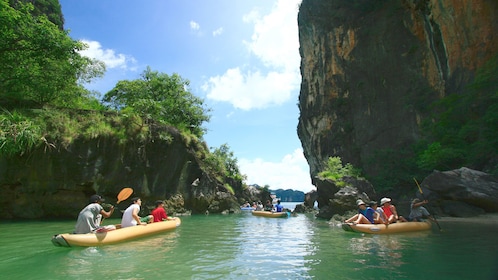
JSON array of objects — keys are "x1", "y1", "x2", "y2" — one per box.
[
  {"x1": 0, "y1": 125, "x2": 242, "y2": 219},
  {"x1": 314, "y1": 176, "x2": 376, "y2": 219},
  {"x1": 421, "y1": 167, "x2": 498, "y2": 216},
  {"x1": 297, "y1": 0, "x2": 498, "y2": 182}
]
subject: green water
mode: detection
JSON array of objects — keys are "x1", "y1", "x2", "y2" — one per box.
[{"x1": 0, "y1": 212, "x2": 497, "y2": 279}]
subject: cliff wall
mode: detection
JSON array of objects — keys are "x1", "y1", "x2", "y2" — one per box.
[
  {"x1": 0, "y1": 125, "x2": 242, "y2": 219},
  {"x1": 297, "y1": 0, "x2": 497, "y2": 184}
]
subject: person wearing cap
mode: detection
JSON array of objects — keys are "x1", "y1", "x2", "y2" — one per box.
[
  {"x1": 369, "y1": 201, "x2": 388, "y2": 225},
  {"x1": 408, "y1": 198, "x2": 434, "y2": 222},
  {"x1": 380, "y1": 197, "x2": 407, "y2": 223},
  {"x1": 121, "y1": 197, "x2": 153, "y2": 227},
  {"x1": 344, "y1": 199, "x2": 375, "y2": 224},
  {"x1": 74, "y1": 194, "x2": 114, "y2": 234},
  {"x1": 151, "y1": 200, "x2": 176, "y2": 222}
]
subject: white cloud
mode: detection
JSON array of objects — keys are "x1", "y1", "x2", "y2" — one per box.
[
  {"x1": 212, "y1": 27, "x2": 223, "y2": 37},
  {"x1": 203, "y1": 67, "x2": 297, "y2": 110},
  {"x1": 190, "y1": 20, "x2": 200, "y2": 30},
  {"x1": 239, "y1": 148, "x2": 315, "y2": 193},
  {"x1": 203, "y1": 0, "x2": 302, "y2": 110},
  {"x1": 79, "y1": 40, "x2": 136, "y2": 70}
]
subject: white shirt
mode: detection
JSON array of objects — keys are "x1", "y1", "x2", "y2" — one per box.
[{"x1": 121, "y1": 204, "x2": 140, "y2": 228}]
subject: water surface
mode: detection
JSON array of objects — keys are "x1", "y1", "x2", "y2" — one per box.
[{"x1": 0, "y1": 210, "x2": 497, "y2": 279}]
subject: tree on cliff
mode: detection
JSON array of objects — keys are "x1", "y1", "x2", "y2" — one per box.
[
  {"x1": 0, "y1": 0, "x2": 105, "y2": 108},
  {"x1": 103, "y1": 67, "x2": 211, "y2": 138},
  {"x1": 417, "y1": 54, "x2": 498, "y2": 175}
]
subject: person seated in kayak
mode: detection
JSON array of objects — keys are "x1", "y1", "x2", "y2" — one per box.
[
  {"x1": 74, "y1": 194, "x2": 115, "y2": 234},
  {"x1": 151, "y1": 200, "x2": 177, "y2": 222},
  {"x1": 273, "y1": 200, "x2": 284, "y2": 212},
  {"x1": 369, "y1": 201, "x2": 388, "y2": 225},
  {"x1": 344, "y1": 200, "x2": 375, "y2": 224},
  {"x1": 380, "y1": 197, "x2": 407, "y2": 223},
  {"x1": 255, "y1": 201, "x2": 264, "y2": 211},
  {"x1": 121, "y1": 197, "x2": 153, "y2": 227},
  {"x1": 408, "y1": 198, "x2": 435, "y2": 222},
  {"x1": 264, "y1": 200, "x2": 273, "y2": 211}
]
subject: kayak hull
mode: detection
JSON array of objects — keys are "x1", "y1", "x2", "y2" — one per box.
[
  {"x1": 252, "y1": 211, "x2": 289, "y2": 218},
  {"x1": 52, "y1": 218, "x2": 181, "y2": 247},
  {"x1": 341, "y1": 221, "x2": 431, "y2": 234}
]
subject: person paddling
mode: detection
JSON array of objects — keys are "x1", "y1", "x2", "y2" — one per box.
[
  {"x1": 74, "y1": 195, "x2": 114, "y2": 234},
  {"x1": 408, "y1": 198, "x2": 436, "y2": 222}
]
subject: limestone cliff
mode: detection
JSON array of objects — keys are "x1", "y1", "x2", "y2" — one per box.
[
  {"x1": 297, "y1": 0, "x2": 497, "y2": 185},
  {"x1": 0, "y1": 124, "x2": 244, "y2": 219}
]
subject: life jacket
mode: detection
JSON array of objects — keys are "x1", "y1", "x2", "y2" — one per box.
[{"x1": 382, "y1": 205, "x2": 394, "y2": 217}]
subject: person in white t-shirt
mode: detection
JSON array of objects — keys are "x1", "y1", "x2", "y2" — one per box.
[{"x1": 121, "y1": 197, "x2": 152, "y2": 228}]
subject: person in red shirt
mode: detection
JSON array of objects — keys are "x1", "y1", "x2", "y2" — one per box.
[{"x1": 151, "y1": 200, "x2": 176, "y2": 222}]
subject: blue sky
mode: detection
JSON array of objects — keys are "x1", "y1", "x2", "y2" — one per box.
[{"x1": 59, "y1": 0, "x2": 315, "y2": 193}]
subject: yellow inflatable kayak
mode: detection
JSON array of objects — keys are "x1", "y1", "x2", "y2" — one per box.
[
  {"x1": 252, "y1": 211, "x2": 290, "y2": 218},
  {"x1": 52, "y1": 218, "x2": 181, "y2": 247},
  {"x1": 341, "y1": 221, "x2": 431, "y2": 234}
]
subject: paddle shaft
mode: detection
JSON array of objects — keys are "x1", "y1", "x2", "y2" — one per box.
[{"x1": 413, "y1": 178, "x2": 442, "y2": 231}]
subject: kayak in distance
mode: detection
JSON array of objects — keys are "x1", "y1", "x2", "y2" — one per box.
[{"x1": 252, "y1": 211, "x2": 290, "y2": 218}]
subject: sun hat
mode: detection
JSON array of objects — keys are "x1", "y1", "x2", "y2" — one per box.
[
  {"x1": 90, "y1": 194, "x2": 104, "y2": 203},
  {"x1": 356, "y1": 199, "x2": 366, "y2": 206},
  {"x1": 380, "y1": 197, "x2": 391, "y2": 205}
]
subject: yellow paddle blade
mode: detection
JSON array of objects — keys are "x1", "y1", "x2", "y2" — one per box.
[
  {"x1": 413, "y1": 178, "x2": 423, "y2": 194},
  {"x1": 116, "y1": 188, "x2": 133, "y2": 204}
]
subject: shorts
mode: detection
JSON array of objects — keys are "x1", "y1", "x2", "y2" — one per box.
[{"x1": 140, "y1": 216, "x2": 151, "y2": 223}]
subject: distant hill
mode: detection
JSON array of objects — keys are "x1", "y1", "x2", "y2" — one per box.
[{"x1": 272, "y1": 189, "x2": 305, "y2": 202}]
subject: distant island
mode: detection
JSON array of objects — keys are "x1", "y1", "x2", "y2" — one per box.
[{"x1": 272, "y1": 189, "x2": 305, "y2": 202}]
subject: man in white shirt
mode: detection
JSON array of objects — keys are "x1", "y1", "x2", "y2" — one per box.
[{"x1": 121, "y1": 197, "x2": 152, "y2": 227}]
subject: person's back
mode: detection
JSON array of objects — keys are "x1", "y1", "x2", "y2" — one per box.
[
  {"x1": 121, "y1": 203, "x2": 140, "y2": 227},
  {"x1": 275, "y1": 200, "x2": 284, "y2": 212},
  {"x1": 74, "y1": 203, "x2": 102, "y2": 234},
  {"x1": 409, "y1": 198, "x2": 431, "y2": 221},
  {"x1": 151, "y1": 200, "x2": 168, "y2": 222}
]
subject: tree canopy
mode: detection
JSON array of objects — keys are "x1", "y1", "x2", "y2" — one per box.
[
  {"x1": 0, "y1": 0, "x2": 104, "y2": 108},
  {"x1": 103, "y1": 67, "x2": 211, "y2": 137}
]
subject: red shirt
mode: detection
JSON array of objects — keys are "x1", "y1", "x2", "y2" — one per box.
[{"x1": 151, "y1": 207, "x2": 168, "y2": 222}]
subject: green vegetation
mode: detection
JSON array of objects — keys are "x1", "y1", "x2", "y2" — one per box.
[
  {"x1": 0, "y1": 1, "x2": 246, "y2": 189},
  {"x1": 0, "y1": 0, "x2": 105, "y2": 108},
  {"x1": 318, "y1": 156, "x2": 361, "y2": 186},
  {"x1": 203, "y1": 144, "x2": 246, "y2": 182},
  {"x1": 103, "y1": 67, "x2": 210, "y2": 138},
  {"x1": 367, "y1": 54, "x2": 498, "y2": 193},
  {"x1": 417, "y1": 54, "x2": 498, "y2": 175}
]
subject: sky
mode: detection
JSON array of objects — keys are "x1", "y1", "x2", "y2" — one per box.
[{"x1": 59, "y1": 0, "x2": 315, "y2": 193}]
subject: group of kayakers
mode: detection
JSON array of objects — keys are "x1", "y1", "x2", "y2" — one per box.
[
  {"x1": 241, "y1": 199, "x2": 285, "y2": 212},
  {"x1": 74, "y1": 195, "x2": 176, "y2": 234},
  {"x1": 344, "y1": 197, "x2": 435, "y2": 225}
]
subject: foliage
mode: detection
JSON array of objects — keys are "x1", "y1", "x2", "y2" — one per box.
[
  {"x1": 318, "y1": 156, "x2": 361, "y2": 185},
  {"x1": 0, "y1": 0, "x2": 105, "y2": 107},
  {"x1": 417, "y1": 54, "x2": 498, "y2": 175},
  {"x1": 203, "y1": 143, "x2": 246, "y2": 182},
  {"x1": 103, "y1": 67, "x2": 211, "y2": 138},
  {"x1": 0, "y1": 109, "x2": 41, "y2": 156}
]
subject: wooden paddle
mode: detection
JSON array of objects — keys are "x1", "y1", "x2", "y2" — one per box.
[
  {"x1": 100, "y1": 188, "x2": 133, "y2": 225},
  {"x1": 413, "y1": 178, "x2": 442, "y2": 231},
  {"x1": 117, "y1": 187, "x2": 134, "y2": 204}
]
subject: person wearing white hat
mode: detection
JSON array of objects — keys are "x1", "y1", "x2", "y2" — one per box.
[
  {"x1": 380, "y1": 197, "x2": 407, "y2": 223},
  {"x1": 344, "y1": 199, "x2": 376, "y2": 224}
]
